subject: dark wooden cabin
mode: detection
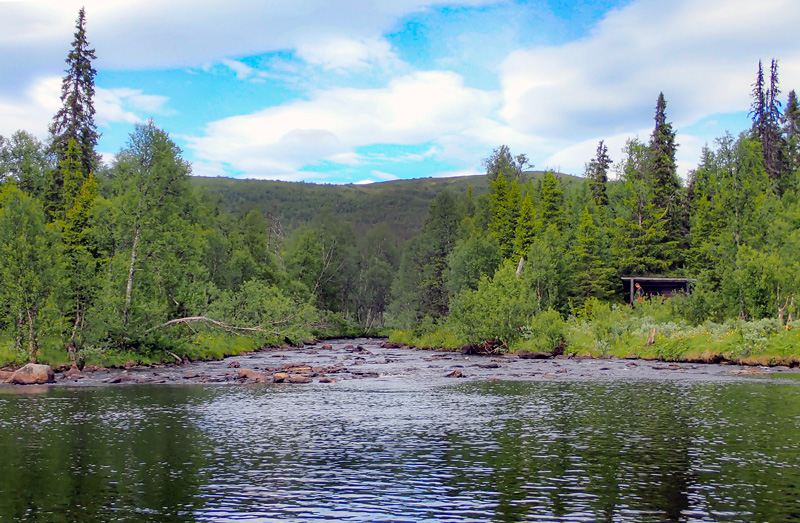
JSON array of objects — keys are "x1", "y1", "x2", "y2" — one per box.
[{"x1": 621, "y1": 276, "x2": 691, "y2": 305}]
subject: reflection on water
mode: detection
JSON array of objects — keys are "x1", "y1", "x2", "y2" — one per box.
[{"x1": 1, "y1": 379, "x2": 799, "y2": 522}]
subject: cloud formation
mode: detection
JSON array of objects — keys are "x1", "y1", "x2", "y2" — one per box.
[
  {"x1": 4, "y1": 0, "x2": 800, "y2": 182},
  {"x1": 186, "y1": 70, "x2": 499, "y2": 179}
]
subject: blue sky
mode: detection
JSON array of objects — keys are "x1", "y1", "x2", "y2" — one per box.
[{"x1": 1, "y1": 0, "x2": 799, "y2": 184}]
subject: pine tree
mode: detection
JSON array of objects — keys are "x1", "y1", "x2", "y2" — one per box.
[
  {"x1": 48, "y1": 7, "x2": 100, "y2": 217},
  {"x1": 586, "y1": 140, "x2": 611, "y2": 206}
]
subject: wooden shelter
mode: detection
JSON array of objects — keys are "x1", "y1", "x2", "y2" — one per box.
[{"x1": 621, "y1": 276, "x2": 691, "y2": 305}]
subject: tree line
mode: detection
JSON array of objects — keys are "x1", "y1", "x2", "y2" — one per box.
[
  {"x1": 0, "y1": 10, "x2": 397, "y2": 366},
  {"x1": 3, "y1": 9, "x2": 800, "y2": 366},
  {"x1": 389, "y1": 59, "x2": 800, "y2": 354}
]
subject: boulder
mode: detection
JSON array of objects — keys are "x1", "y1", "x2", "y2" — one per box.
[
  {"x1": 63, "y1": 368, "x2": 85, "y2": 380},
  {"x1": 288, "y1": 375, "x2": 312, "y2": 384},
  {"x1": 321, "y1": 344, "x2": 333, "y2": 350},
  {"x1": 445, "y1": 370, "x2": 463, "y2": 378},
  {"x1": 108, "y1": 373, "x2": 135, "y2": 384},
  {"x1": 0, "y1": 370, "x2": 14, "y2": 383},
  {"x1": 227, "y1": 361, "x2": 241, "y2": 368},
  {"x1": 10, "y1": 364, "x2": 55, "y2": 385},
  {"x1": 272, "y1": 372, "x2": 290, "y2": 383},
  {"x1": 237, "y1": 369, "x2": 268, "y2": 382},
  {"x1": 319, "y1": 377, "x2": 336, "y2": 383}
]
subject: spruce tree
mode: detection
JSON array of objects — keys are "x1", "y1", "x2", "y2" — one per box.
[
  {"x1": 648, "y1": 93, "x2": 686, "y2": 268},
  {"x1": 750, "y1": 59, "x2": 786, "y2": 192},
  {"x1": 488, "y1": 172, "x2": 520, "y2": 258},
  {"x1": 587, "y1": 140, "x2": 611, "y2": 206},
  {"x1": 784, "y1": 90, "x2": 800, "y2": 173},
  {"x1": 649, "y1": 93, "x2": 681, "y2": 210},
  {"x1": 539, "y1": 171, "x2": 564, "y2": 229},
  {"x1": 514, "y1": 192, "x2": 537, "y2": 256},
  {"x1": 571, "y1": 206, "x2": 617, "y2": 301},
  {"x1": 48, "y1": 7, "x2": 100, "y2": 217}
]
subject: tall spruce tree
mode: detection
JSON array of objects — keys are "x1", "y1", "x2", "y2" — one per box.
[
  {"x1": 587, "y1": 140, "x2": 612, "y2": 206},
  {"x1": 649, "y1": 93, "x2": 681, "y2": 211},
  {"x1": 648, "y1": 93, "x2": 686, "y2": 267},
  {"x1": 750, "y1": 59, "x2": 786, "y2": 192},
  {"x1": 48, "y1": 7, "x2": 100, "y2": 218}
]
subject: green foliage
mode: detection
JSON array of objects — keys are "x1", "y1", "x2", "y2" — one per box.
[
  {"x1": 483, "y1": 144, "x2": 531, "y2": 183},
  {"x1": 446, "y1": 232, "x2": 502, "y2": 296},
  {"x1": 449, "y1": 261, "x2": 533, "y2": 346},
  {"x1": 538, "y1": 171, "x2": 565, "y2": 229},
  {"x1": 521, "y1": 227, "x2": 572, "y2": 314},
  {"x1": 587, "y1": 140, "x2": 612, "y2": 206},
  {"x1": 571, "y1": 206, "x2": 618, "y2": 301},
  {"x1": 0, "y1": 131, "x2": 51, "y2": 199},
  {"x1": 389, "y1": 190, "x2": 462, "y2": 322},
  {"x1": 488, "y1": 173, "x2": 520, "y2": 258},
  {"x1": 0, "y1": 185, "x2": 64, "y2": 362},
  {"x1": 516, "y1": 309, "x2": 568, "y2": 353},
  {"x1": 209, "y1": 279, "x2": 318, "y2": 345}
]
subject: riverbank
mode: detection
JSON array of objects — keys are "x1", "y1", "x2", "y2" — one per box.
[{"x1": 2, "y1": 338, "x2": 799, "y2": 389}]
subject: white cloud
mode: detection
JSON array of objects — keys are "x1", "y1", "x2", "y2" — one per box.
[
  {"x1": 0, "y1": 76, "x2": 61, "y2": 137},
  {"x1": 499, "y1": 0, "x2": 800, "y2": 145},
  {"x1": 296, "y1": 37, "x2": 399, "y2": 71},
  {"x1": 371, "y1": 170, "x2": 399, "y2": 181},
  {"x1": 0, "y1": 1, "x2": 494, "y2": 74},
  {"x1": 186, "y1": 70, "x2": 499, "y2": 179},
  {"x1": 0, "y1": 76, "x2": 171, "y2": 138}
]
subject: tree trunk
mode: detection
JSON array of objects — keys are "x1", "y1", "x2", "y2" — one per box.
[{"x1": 123, "y1": 222, "x2": 140, "y2": 326}]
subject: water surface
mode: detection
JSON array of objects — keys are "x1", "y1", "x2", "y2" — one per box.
[{"x1": 1, "y1": 377, "x2": 799, "y2": 522}]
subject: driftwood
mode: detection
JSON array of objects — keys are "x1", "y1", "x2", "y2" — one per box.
[{"x1": 145, "y1": 316, "x2": 280, "y2": 335}]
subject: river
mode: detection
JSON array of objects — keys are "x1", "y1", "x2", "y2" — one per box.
[{"x1": 1, "y1": 340, "x2": 799, "y2": 522}]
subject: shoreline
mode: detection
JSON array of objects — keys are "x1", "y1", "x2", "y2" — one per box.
[{"x1": 2, "y1": 338, "x2": 799, "y2": 389}]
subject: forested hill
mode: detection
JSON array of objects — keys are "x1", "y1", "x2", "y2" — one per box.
[{"x1": 192, "y1": 171, "x2": 579, "y2": 240}]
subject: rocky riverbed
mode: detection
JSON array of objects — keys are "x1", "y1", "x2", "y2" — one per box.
[{"x1": 3, "y1": 338, "x2": 799, "y2": 389}]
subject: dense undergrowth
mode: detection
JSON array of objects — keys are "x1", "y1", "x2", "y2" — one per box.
[{"x1": 389, "y1": 297, "x2": 800, "y2": 366}]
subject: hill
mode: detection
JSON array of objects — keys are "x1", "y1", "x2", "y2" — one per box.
[{"x1": 192, "y1": 171, "x2": 581, "y2": 241}]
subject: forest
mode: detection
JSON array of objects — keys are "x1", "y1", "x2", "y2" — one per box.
[{"x1": 2, "y1": 10, "x2": 800, "y2": 368}]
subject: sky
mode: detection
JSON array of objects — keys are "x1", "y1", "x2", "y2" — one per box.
[{"x1": 1, "y1": 0, "x2": 799, "y2": 185}]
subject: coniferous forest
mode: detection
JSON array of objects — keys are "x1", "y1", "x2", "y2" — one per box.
[{"x1": 3, "y1": 10, "x2": 800, "y2": 368}]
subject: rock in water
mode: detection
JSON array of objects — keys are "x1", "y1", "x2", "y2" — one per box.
[
  {"x1": 445, "y1": 370, "x2": 463, "y2": 378},
  {"x1": 237, "y1": 369, "x2": 268, "y2": 383},
  {"x1": 272, "y1": 372, "x2": 290, "y2": 383},
  {"x1": 10, "y1": 364, "x2": 55, "y2": 385},
  {"x1": 288, "y1": 375, "x2": 312, "y2": 384}
]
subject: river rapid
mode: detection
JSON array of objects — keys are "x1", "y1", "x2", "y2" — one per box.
[{"x1": 1, "y1": 338, "x2": 800, "y2": 522}]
